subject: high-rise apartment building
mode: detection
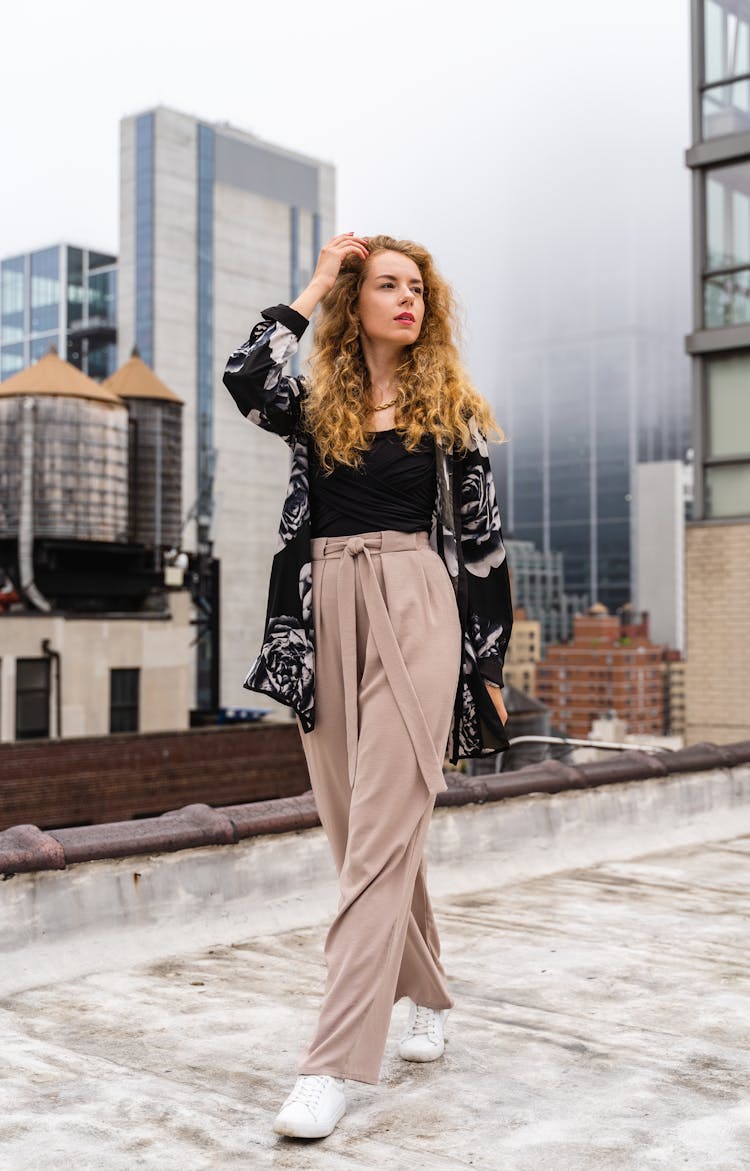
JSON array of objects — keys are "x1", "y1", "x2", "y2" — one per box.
[
  {"x1": 118, "y1": 106, "x2": 335, "y2": 712},
  {"x1": 685, "y1": 0, "x2": 750, "y2": 743},
  {"x1": 0, "y1": 244, "x2": 117, "y2": 381},
  {"x1": 536, "y1": 606, "x2": 665, "y2": 738}
]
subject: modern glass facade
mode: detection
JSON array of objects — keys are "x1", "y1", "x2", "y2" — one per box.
[
  {"x1": 0, "y1": 245, "x2": 117, "y2": 381},
  {"x1": 687, "y1": 0, "x2": 750, "y2": 520},
  {"x1": 496, "y1": 330, "x2": 689, "y2": 615}
]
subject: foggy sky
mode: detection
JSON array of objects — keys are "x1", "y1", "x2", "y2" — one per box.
[{"x1": 1, "y1": 0, "x2": 692, "y2": 405}]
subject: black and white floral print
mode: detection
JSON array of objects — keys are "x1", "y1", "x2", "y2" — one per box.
[
  {"x1": 224, "y1": 304, "x2": 513, "y2": 759},
  {"x1": 276, "y1": 439, "x2": 310, "y2": 554},
  {"x1": 299, "y1": 560, "x2": 312, "y2": 625},
  {"x1": 469, "y1": 612, "x2": 505, "y2": 667},
  {"x1": 460, "y1": 418, "x2": 507, "y2": 579}
]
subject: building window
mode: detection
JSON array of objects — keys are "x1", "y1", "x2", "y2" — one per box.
[
  {"x1": 16, "y1": 658, "x2": 50, "y2": 740},
  {"x1": 704, "y1": 351, "x2": 750, "y2": 516},
  {"x1": 704, "y1": 161, "x2": 750, "y2": 326},
  {"x1": 702, "y1": 0, "x2": 750, "y2": 140},
  {"x1": 110, "y1": 668, "x2": 140, "y2": 733}
]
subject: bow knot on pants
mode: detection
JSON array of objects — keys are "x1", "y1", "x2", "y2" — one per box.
[
  {"x1": 344, "y1": 535, "x2": 367, "y2": 556},
  {"x1": 295, "y1": 528, "x2": 462, "y2": 1085}
]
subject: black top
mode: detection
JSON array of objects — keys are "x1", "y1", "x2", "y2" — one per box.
[{"x1": 310, "y1": 427, "x2": 437, "y2": 537}]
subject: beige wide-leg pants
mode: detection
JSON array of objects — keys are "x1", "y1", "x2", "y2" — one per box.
[{"x1": 294, "y1": 528, "x2": 463, "y2": 1085}]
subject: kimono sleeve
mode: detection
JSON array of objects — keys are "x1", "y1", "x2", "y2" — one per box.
[
  {"x1": 460, "y1": 417, "x2": 514, "y2": 689},
  {"x1": 222, "y1": 304, "x2": 310, "y2": 442}
]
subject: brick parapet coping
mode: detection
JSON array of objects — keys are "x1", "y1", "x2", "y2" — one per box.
[{"x1": 2, "y1": 740, "x2": 749, "y2": 876}]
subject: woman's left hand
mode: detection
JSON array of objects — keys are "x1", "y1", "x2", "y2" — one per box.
[{"x1": 485, "y1": 683, "x2": 508, "y2": 726}]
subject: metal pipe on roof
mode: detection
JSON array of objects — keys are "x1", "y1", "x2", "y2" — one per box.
[{"x1": 41, "y1": 638, "x2": 62, "y2": 738}]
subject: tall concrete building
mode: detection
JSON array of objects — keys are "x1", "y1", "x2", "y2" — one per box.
[
  {"x1": 118, "y1": 106, "x2": 335, "y2": 712},
  {"x1": 0, "y1": 244, "x2": 117, "y2": 381},
  {"x1": 685, "y1": 0, "x2": 750, "y2": 743}
]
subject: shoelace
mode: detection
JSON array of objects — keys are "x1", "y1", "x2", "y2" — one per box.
[
  {"x1": 410, "y1": 1004, "x2": 440, "y2": 1039},
  {"x1": 289, "y1": 1075, "x2": 335, "y2": 1111}
]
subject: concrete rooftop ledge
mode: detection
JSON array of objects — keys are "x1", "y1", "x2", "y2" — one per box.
[{"x1": 1, "y1": 739, "x2": 749, "y2": 876}]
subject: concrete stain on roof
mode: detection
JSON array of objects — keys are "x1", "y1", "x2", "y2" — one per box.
[{"x1": 0, "y1": 348, "x2": 124, "y2": 406}]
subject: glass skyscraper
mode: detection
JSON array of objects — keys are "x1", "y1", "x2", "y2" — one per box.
[
  {"x1": 493, "y1": 329, "x2": 691, "y2": 615},
  {"x1": 0, "y1": 244, "x2": 117, "y2": 382}
]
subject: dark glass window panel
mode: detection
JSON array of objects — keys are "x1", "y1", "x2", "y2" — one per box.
[
  {"x1": 110, "y1": 668, "x2": 139, "y2": 733},
  {"x1": 704, "y1": 0, "x2": 750, "y2": 86},
  {"x1": 1, "y1": 256, "x2": 25, "y2": 343},
  {"x1": 1, "y1": 343, "x2": 24, "y2": 378},
  {"x1": 706, "y1": 162, "x2": 750, "y2": 272},
  {"x1": 87, "y1": 250, "x2": 116, "y2": 271},
  {"x1": 16, "y1": 658, "x2": 50, "y2": 740},
  {"x1": 704, "y1": 268, "x2": 750, "y2": 326},
  {"x1": 30, "y1": 247, "x2": 60, "y2": 333}
]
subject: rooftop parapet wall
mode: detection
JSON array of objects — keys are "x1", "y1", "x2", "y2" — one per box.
[{"x1": 2, "y1": 739, "x2": 748, "y2": 877}]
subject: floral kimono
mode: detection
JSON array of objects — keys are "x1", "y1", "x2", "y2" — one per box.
[{"x1": 223, "y1": 304, "x2": 513, "y2": 764}]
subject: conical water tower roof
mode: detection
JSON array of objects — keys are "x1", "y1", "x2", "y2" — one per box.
[
  {"x1": 0, "y1": 347, "x2": 123, "y2": 405},
  {"x1": 104, "y1": 349, "x2": 183, "y2": 403}
]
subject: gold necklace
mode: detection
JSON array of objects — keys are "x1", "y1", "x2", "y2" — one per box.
[{"x1": 369, "y1": 383, "x2": 400, "y2": 411}]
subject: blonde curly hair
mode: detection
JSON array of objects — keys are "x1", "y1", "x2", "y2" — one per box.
[{"x1": 301, "y1": 234, "x2": 506, "y2": 473}]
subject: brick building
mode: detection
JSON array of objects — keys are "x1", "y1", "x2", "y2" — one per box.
[{"x1": 536, "y1": 604, "x2": 664, "y2": 738}]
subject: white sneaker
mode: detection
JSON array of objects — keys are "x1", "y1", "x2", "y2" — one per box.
[
  {"x1": 398, "y1": 998, "x2": 449, "y2": 1062},
  {"x1": 273, "y1": 1074, "x2": 347, "y2": 1138}
]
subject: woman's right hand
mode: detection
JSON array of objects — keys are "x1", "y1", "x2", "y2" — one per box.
[
  {"x1": 312, "y1": 232, "x2": 370, "y2": 294},
  {"x1": 291, "y1": 233, "x2": 370, "y2": 318}
]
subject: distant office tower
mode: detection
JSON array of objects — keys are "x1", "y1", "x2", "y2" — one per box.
[
  {"x1": 494, "y1": 321, "x2": 691, "y2": 616},
  {"x1": 635, "y1": 461, "x2": 688, "y2": 652},
  {"x1": 536, "y1": 606, "x2": 665, "y2": 738},
  {"x1": 685, "y1": 0, "x2": 750, "y2": 744},
  {"x1": 118, "y1": 106, "x2": 335, "y2": 712},
  {"x1": 0, "y1": 244, "x2": 117, "y2": 381},
  {"x1": 504, "y1": 537, "x2": 588, "y2": 650}
]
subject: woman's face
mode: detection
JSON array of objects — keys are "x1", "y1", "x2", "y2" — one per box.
[{"x1": 356, "y1": 249, "x2": 425, "y2": 346}]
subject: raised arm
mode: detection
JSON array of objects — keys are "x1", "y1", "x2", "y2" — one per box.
[{"x1": 222, "y1": 304, "x2": 310, "y2": 442}]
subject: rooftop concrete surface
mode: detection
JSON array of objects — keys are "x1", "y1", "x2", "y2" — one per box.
[{"x1": 3, "y1": 765, "x2": 750, "y2": 1169}]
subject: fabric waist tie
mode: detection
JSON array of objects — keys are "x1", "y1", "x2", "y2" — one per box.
[{"x1": 311, "y1": 530, "x2": 447, "y2": 796}]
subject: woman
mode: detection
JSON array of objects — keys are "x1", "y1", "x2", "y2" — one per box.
[{"x1": 223, "y1": 232, "x2": 513, "y2": 1140}]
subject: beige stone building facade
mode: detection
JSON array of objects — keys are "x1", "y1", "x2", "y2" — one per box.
[
  {"x1": 501, "y1": 606, "x2": 541, "y2": 698},
  {"x1": 0, "y1": 592, "x2": 192, "y2": 741},
  {"x1": 685, "y1": 523, "x2": 750, "y2": 743}
]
